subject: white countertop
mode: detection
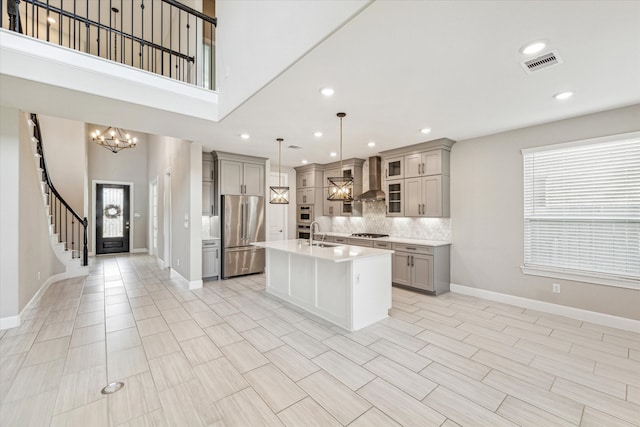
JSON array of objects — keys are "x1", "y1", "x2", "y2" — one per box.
[
  {"x1": 318, "y1": 232, "x2": 451, "y2": 247},
  {"x1": 252, "y1": 239, "x2": 394, "y2": 263}
]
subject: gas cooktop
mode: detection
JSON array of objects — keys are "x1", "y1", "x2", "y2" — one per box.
[{"x1": 351, "y1": 233, "x2": 389, "y2": 239}]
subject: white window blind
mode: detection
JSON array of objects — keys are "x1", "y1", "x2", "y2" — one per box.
[{"x1": 522, "y1": 132, "x2": 640, "y2": 284}]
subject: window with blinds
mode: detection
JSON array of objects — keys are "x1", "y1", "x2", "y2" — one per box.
[{"x1": 522, "y1": 132, "x2": 640, "y2": 286}]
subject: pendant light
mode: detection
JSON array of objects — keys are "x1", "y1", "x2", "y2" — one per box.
[
  {"x1": 269, "y1": 138, "x2": 290, "y2": 204},
  {"x1": 327, "y1": 112, "x2": 354, "y2": 201}
]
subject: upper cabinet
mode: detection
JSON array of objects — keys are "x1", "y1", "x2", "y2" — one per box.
[
  {"x1": 384, "y1": 156, "x2": 404, "y2": 180},
  {"x1": 211, "y1": 151, "x2": 267, "y2": 214},
  {"x1": 202, "y1": 153, "x2": 214, "y2": 215},
  {"x1": 404, "y1": 150, "x2": 448, "y2": 178},
  {"x1": 203, "y1": 153, "x2": 214, "y2": 182},
  {"x1": 381, "y1": 138, "x2": 455, "y2": 218},
  {"x1": 217, "y1": 158, "x2": 265, "y2": 197},
  {"x1": 294, "y1": 160, "x2": 364, "y2": 217}
]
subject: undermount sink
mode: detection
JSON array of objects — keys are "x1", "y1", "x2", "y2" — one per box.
[{"x1": 311, "y1": 242, "x2": 338, "y2": 248}]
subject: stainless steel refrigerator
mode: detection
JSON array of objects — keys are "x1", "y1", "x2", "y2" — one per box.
[{"x1": 220, "y1": 195, "x2": 265, "y2": 279}]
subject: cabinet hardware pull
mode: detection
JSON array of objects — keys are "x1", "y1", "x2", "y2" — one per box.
[
  {"x1": 406, "y1": 247, "x2": 417, "y2": 250},
  {"x1": 385, "y1": 168, "x2": 388, "y2": 178},
  {"x1": 411, "y1": 255, "x2": 414, "y2": 266},
  {"x1": 422, "y1": 204, "x2": 425, "y2": 215},
  {"x1": 407, "y1": 255, "x2": 410, "y2": 266}
]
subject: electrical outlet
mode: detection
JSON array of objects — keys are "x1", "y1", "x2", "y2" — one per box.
[
  {"x1": 37, "y1": 271, "x2": 41, "y2": 281},
  {"x1": 552, "y1": 283, "x2": 561, "y2": 293}
]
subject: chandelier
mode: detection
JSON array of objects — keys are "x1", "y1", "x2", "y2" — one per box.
[
  {"x1": 269, "y1": 138, "x2": 290, "y2": 204},
  {"x1": 327, "y1": 112, "x2": 354, "y2": 201},
  {"x1": 91, "y1": 127, "x2": 137, "y2": 153}
]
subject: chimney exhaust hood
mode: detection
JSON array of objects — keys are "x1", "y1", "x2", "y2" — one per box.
[{"x1": 355, "y1": 156, "x2": 385, "y2": 202}]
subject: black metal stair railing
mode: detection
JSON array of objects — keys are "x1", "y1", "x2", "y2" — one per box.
[
  {"x1": 30, "y1": 113, "x2": 88, "y2": 266},
  {"x1": 2, "y1": 0, "x2": 217, "y2": 90}
]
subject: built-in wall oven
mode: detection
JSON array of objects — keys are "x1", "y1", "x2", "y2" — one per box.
[
  {"x1": 297, "y1": 205, "x2": 314, "y2": 224},
  {"x1": 297, "y1": 224, "x2": 311, "y2": 239}
]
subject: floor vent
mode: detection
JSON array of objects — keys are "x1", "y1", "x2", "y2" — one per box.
[
  {"x1": 522, "y1": 51, "x2": 562, "y2": 73},
  {"x1": 288, "y1": 145, "x2": 303, "y2": 149}
]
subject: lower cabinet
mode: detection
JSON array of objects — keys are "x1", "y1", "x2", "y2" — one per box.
[
  {"x1": 202, "y1": 240, "x2": 219, "y2": 279},
  {"x1": 391, "y1": 243, "x2": 450, "y2": 295}
]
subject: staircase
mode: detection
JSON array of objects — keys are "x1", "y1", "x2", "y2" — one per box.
[{"x1": 28, "y1": 113, "x2": 89, "y2": 276}]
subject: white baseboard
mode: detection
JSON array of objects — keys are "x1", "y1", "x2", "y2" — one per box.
[
  {"x1": 450, "y1": 283, "x2": 640, "y2": 333},
  {"x1": 0, "y1": 315, "x2": 20, "y2": 330},
  {"x1": 169, "y1": 268, "x2": 203, "y2": 290},
  {"x1": 1, "y1": 270, "x2": 73, "y2": 330},
  {"x1": 131, "y1": 248, "x2": 148, "y2": 254},
  {"x1": 155, "y1": 257, "x2": 165, "y2": 270}
]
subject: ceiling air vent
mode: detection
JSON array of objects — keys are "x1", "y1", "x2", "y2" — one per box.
[
  {"x1": 521, "y1": 50, "x2": 562, "y2": 74},
  {"x1": 288, "y1": 145, "x2": 303, "y2": 149}
]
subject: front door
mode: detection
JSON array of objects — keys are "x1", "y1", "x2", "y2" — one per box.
[{"x1": 96, "y1": 183, "x2": 130, "y2": 254}]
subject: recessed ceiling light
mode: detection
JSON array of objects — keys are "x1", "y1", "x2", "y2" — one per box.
[
  {"x1": 368, "y1": 141, "x2": 376, "y2": 147},
  {"x1": 330, "y1": 152, "x2": 337, "y2": 157},
  {"x1": 240, "y1": 133, "x2": 250, "y2": 140},
  {"x1": 313, "y1": 131, "x2": 323, "y2": 137},
  {"x1": 301, "y1": 160, "x2": 308, "y2": 164},
  {"x1": 320, "y1": 87, "x2": 335, "y2": 97},
  {"x1": 420, "y1": 128, "x2": 431, "y2": 135},
  {"x1": 520, "y1": 40, "x2": 547, "y2": 55},
  {"x1": 553, "y1": 91, "x2": 574, "y2": 100},
  {"x1": 47, "y1": 17, "x2": 56, "y2": 24}
]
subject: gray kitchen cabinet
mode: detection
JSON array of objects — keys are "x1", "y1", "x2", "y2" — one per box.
[
  {"x1": 202, "y1": 181, "x2": 214, "y2": 215},
  {"x1": 404, "y1": 175, "x2": 449, "y2": 217},
  {"x1": 347, "y1": 237, "x2": 374, "y2": 247},
  {"x1": 384, "y1": 156, "x2": 404, "y2": 180},
  {"x1": 203, "y1": 153, "x2": 214, "y2": 182},
  {"x1": 381, "y1": 139, "x2": 454, "y2": 218},
  {"x1": 202, "y1": 240, "x2": 220, "y2": 279},
  {"x1": 404, "y1": 150, "x2": 445, "y2": 178},
  {"x1": 202, "y1": 153, "x2": 214, "y2": 215},
  {"x1": 296, "y1": 170, "x2": 322, "y2": 188},
  {"x1": 385, "y1": 181, "x2": 404, "y2": 216},
  {"x1": 217, "y1": 157, "x2": 265, "y2": 197},
  {"x1": 391, "y1": 243, "x2": 450, "y2": 295},
  {"x1": 297, "y1": 187, "x2": 321, "y2": 205}
]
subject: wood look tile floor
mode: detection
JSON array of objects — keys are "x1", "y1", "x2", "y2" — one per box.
[{"x1": 1, "y1": 254, "x2": 639, "y2": 426}]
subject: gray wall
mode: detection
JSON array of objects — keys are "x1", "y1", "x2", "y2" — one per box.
[
  {"x1": 147, "y1": 135, "x2": 201, "y2": 282},
  {"x1": 450, "y1": 104, "x2": 640, "y2": 320},
  {"x1": 87, "y1": 125, "x2": 149, "y2": 253},
  {"x1": 39, "y1": 115, "x2": 87, "y2": 216},
  {"x1": 18, "y1": 111, "x2": 65, "y2": 311}
]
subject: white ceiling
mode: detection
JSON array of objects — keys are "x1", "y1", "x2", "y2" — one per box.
[
  {"x1": 2, "y1": 1, "x2": 639, "y2": 169},
  {"x1": 198, "y1": 0, "x2": 640, "y2": 167}
]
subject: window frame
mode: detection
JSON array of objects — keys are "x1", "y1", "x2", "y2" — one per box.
[{"x1": 520, "y1": 131, "x2": 640, "y2": 289}]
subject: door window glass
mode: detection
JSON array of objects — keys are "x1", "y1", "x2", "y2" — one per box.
[{"x1": 102, "y1": 187, "x2": 124, "y2": 238}]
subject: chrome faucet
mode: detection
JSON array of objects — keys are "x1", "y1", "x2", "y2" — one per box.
[{"x1": 309, "y1": 221, "x2": 320, "y2": 246}]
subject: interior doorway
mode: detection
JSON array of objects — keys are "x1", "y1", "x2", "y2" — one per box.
[
  {"x1": 150, "y1": 179, "x2": 158, "y2": 257},
  {"x1": 95, "y1": 183, "x2": 131, "y2": 254},
  {"x1": 163, "y1": 170, "x2": 172, "y2": 268},
  {"x1": 268, "y1": 172, "x2": 288, "y2": 241}
]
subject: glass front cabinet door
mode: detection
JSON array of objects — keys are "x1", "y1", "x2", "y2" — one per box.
[
  {"x1": 384, "y1": 156, "x2": 404, "y2": 180},
  {"x1": 385, "y1": 181, "x2": 404, "y2": 216}
]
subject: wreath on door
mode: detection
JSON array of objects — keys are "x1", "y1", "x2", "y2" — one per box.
[{"x1": 103, "y1": 204, "x2": 122, "y2": 219}]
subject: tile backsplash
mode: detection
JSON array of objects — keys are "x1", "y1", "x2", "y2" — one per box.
[
  {"x1": 202, "y1": 215, "x2": 220, "y2": 238},
  {"x1": 319, "y1": 201, "x2": 451, "y2": 241}
]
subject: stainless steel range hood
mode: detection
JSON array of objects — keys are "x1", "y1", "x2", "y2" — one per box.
[{"x1": 355, "y1": 156, "x2": 386, "y2": 201}]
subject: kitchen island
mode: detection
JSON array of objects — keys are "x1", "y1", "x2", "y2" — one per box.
[{"x1": 251, "y1": 240, "x2": 393, "y2": 331}]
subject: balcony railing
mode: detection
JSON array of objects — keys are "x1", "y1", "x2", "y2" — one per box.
[{"x1": 2, "y1": 0, "x2": 217, "y2": 90}]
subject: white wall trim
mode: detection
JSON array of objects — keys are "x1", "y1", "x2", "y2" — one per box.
[
  {"x1": 169, "y1": 267, "x2": 203, "y2": 290},
  {"x1": 155, "y1": 256, "x2": 165, "y2": 270},
  {"x1": 1, "y1": 270, "x2": 80, "y2": 330},
  {"x1": 0, "y1": 315, "x2": 21, "y2": 330},
  {"x1": 131, "y1": 248, "x2": 148, "y2": 254},
  {"x1": 450, "y1": 283, "x2": 640, "y2": 333}
]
